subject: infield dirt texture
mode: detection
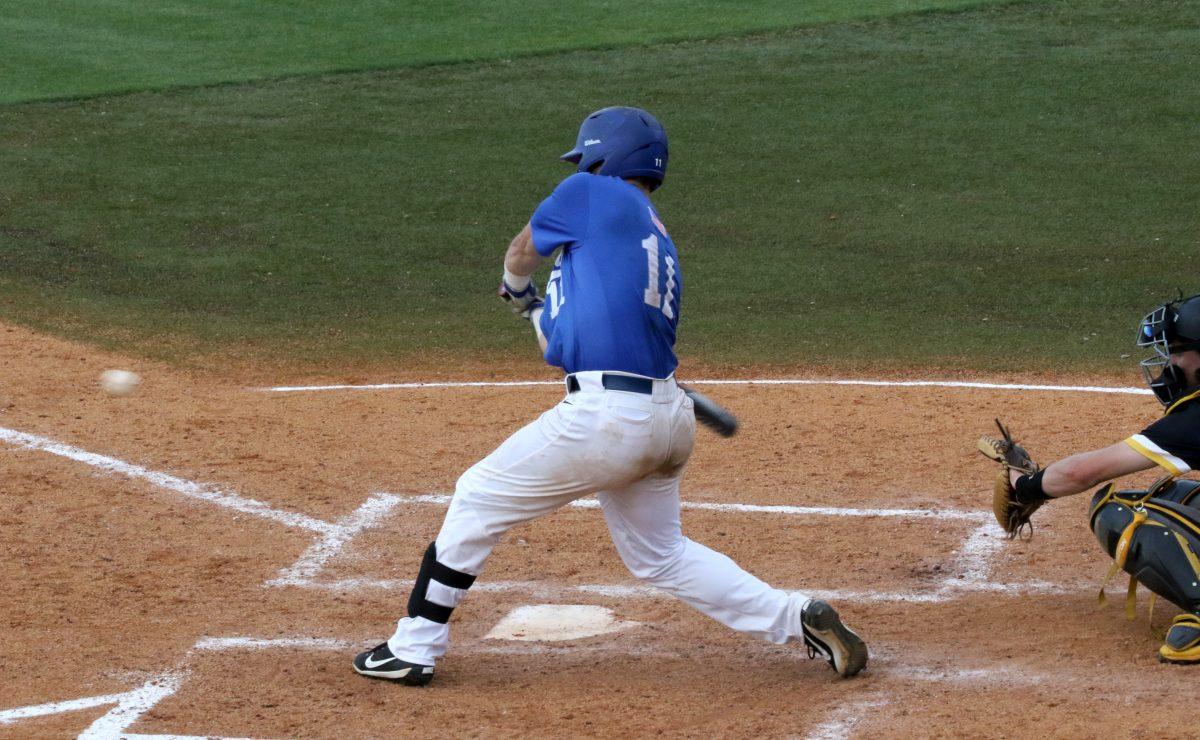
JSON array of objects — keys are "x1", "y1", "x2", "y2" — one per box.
[{"x1": 2, "y1": 1, "x2": 1199, "y2": 738}]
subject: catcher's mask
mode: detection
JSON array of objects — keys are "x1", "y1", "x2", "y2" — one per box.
[
  {"x1": 559, "y1": 106, "x2": 668, "y2": 190},
  {"x1": 1137, "y1": 293, "x2": 1200, "y2": 406}
]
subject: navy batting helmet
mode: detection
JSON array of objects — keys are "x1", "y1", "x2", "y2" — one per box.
[
  {"x1": 559, "y1": 107, "x2": 668, "y2": 190},
  {"x1": 1137, "y1": 293, "x2": 1200, "y2": 406}
]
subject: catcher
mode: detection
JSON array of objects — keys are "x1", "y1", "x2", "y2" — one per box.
[{"x1": 979, "y1": 294, "x2": 1200, "y2": 664}]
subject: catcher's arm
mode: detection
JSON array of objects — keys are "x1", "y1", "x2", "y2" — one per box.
[
  {"x1": 679, "y1": 384, "x2": 738, "y2": 437},
  {"x1": 1023, "y1": 442, "x2": 1155, "y2": 497},
  {"x1": 979, "y1": 421, "x2": 1157, "y2": 538}
]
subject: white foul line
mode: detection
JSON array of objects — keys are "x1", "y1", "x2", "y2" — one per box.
[
  {"x1": 260, "y1": 378, "x2": 1151, "y2": 395},
  {"x1": 0, "y1": 426, "x2": 334, "y2": 535},
  {"x1": 0, "y1": 424, "x2": 405, "y2": 597}
]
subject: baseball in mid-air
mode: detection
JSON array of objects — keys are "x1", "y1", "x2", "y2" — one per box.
[{"x1": 99, "y1": 369, "x2": 140, "y2": 396}]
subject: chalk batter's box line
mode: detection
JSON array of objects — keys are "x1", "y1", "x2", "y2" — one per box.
[
  {"x1": 0, "y1": 632, "x2": 1111, "y2": 738},
  {"x1": 292, "y1": 575, "x2": 1073, "y2": 604},
  {"x1": 259, "y1": 378, "x2": 1152, "y2": 395},
  {"x1": 0, "y1": 426, "x2": 984, "y2": 528},
  {"x1": 0, "y1": 430, "x2": 1071, "y2": 738},
  {"x1": 262, "y1": 491, "x2": 998, "y2": 591},
  {"x1": 0, "y1": 413, "x2": 1131, "y2": 736},
  {"x1": 384, "y1": 492, "x2": 990, "y2": 522},
  {"x1": 277, "y1": 493, "x2": 1023, "y2": 601},
  {"x1": 2, "y1": 423, "x2": 1040, "y2": 615},
  {"x1": 0, "y1": 424, "x2": 1014, "y2": 602},
  {"x1": 288, "y1": 501, "x2": 1064, "y2": 603}
]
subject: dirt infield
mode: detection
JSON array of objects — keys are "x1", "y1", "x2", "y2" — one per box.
[{"x1": 2, "y1": 321, "x2": 1197, "y2": 739}]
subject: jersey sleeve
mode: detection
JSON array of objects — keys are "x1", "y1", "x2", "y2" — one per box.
[
  {"x1": 530, "y1": 173, "x2": 591, "y2": 257},
  {"x1": 1125, "y1": 409, "x2": 1200, "y2": 475}
]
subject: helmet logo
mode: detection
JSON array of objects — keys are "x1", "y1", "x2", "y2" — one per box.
[{"x1": 567, "y1": 107, "x2": 667, "y2": 189}]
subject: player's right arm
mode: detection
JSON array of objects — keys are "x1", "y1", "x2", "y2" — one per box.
[
  {"x1": 1023, "y1": 442, "x2": 1157, "y2": 497},
  {"x1": 1028, "y1": 407, "x2": 1200, "y2": 496}
]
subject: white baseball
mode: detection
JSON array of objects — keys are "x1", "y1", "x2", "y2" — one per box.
[{"x1": 99, "y1": 369, "x2": 141, "y2": 396}]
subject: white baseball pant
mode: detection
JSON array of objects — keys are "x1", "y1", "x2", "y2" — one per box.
[{"x1": 387, "y1": 371, "x2": 811, "y2": 666}]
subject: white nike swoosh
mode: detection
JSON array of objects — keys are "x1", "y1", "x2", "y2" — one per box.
[{"x1": 364, "y1": 654, "x2": 398, "y2": 669}]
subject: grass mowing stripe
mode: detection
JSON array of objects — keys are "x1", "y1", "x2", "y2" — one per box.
[
  {"x1": 0, "y1": 0, "x2": 1196, "y2": 371},
  {"x1": 0, "y1": 0, "x2": 1024, "y2": 105}
]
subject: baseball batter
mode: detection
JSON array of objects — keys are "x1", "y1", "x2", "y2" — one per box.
[
  {"x1": 353, "y1": 106, "x2": 868, "y2": 685},
  {"x1": 980, "y1": 294, "x2": 1200, "y2": 664}
]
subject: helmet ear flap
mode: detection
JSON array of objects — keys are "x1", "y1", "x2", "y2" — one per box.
[{"x1": 606, "y1": 141, "x2": 667, "y2": 188}]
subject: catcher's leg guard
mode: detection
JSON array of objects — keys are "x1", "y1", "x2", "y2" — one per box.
[
  {"x1": 407, "y1": 542, "x2": 477, "y2": 624},
  {"x1": 1089, "y1": 484, "x2": 1200, "y2": 617}
]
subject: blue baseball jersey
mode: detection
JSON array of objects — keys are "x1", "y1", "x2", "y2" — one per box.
[{"x1": 530, "y1": 173, "x2": 681, "y2": 378}]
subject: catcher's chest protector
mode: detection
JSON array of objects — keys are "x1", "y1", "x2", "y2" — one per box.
[{"x1": 1090, "y1": 480, "x2": 1200, "y2": 614}]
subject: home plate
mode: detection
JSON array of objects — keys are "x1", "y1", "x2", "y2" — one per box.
[{"x1": 484, "y1": 604, "x2": 639, "y2": 642}]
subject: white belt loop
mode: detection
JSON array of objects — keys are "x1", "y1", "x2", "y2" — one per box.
[
  {"x1": 652, "y1": 375, "x2": 678, "y2": 403},
  {"x1": 574, "y1": 371, "x2": 605, "y2": 393}
]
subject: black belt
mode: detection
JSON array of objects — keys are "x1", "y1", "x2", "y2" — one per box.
[{"x1": 566, "y1": 373, "x2": 654, "y2": 395}]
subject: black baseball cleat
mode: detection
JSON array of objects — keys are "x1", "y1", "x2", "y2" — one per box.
[
  {"x1": 800, "y1": 600, "x2": 868, "y2": 678},
  {"x1": 353, "y1": 642, "x2": 435, "y2": 686}
]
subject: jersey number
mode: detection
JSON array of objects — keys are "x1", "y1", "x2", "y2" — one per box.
[
  {"x1": 546, "y1": 259, "x2": 565, "y2": 319},
  {"x1": 641, "y1": 234, "x2": 676, "y2": 320}
]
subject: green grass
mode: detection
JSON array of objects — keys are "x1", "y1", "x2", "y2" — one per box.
[
  {"x1": 1, "y1": 0, "x2": 1197, "y2": 372},
  {"x1": 0, "y1": 0, "x2": 1009, "y2": 104}
]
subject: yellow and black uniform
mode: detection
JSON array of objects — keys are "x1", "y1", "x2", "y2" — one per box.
[
  {"x1": 1091, "y1": 295, "x2": 1200, "y2": 662},
  {"x1": 1124, "y1": 389, "x2": 1200, "y2": 478},
  {"x1": 1090, "y1": 474, "x2": 1200, "y2": 663}
]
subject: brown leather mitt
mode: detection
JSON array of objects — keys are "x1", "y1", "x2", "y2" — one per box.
[{"x1": 977, "y1": 419, "x2": 1041, "y2": 539}]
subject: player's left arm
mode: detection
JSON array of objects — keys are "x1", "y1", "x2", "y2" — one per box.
[
  {"x1": 497, "y1": 223, "x2": 551, "y2": 354},
  {"x1": 1010, "y1": 441, "x2": 1156, "y2": 497},
  {"x1": 498, "y1": 222, "x2": 546, "y2": 319},
  {"x1": 503, "y1": 222, "x2": 543, "y2": 280}
]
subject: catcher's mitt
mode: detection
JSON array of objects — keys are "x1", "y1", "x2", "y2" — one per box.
[{"x1": 977, "y1": 418, "x2": 1042, "y2": 539}]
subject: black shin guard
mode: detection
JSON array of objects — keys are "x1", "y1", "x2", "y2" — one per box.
[
  {"x1": 1090, "y1": 484, "x2": 1200, "y2": 614},
  {"x1": 407, "y1": 542, "x2": 477, "y2": 624}
]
